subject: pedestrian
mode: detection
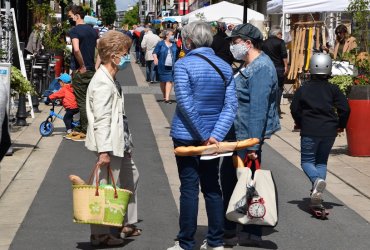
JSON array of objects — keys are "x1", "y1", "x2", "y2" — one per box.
[
  {"x1": 85, "y1": 30, "x2": 140, "y2": 247},
  {"x1": 262, "y1": 26, "x2": 288, "y2": 117},
  {"x1": 141, "y1": 28, "x2": 161, "y2": 83},
  {"x1": 47, "y1": 73, "x2": 79, "y2": 136},
  {"x1": 153, "y1": 29, "x2": 178, "y2": 103},
  {"x1": 0, "y1": 82, "x2": 11, "y2": 162},
  {"x1": 211, "y1": 22, "x2": 234, "y2": 65},
  {"x1": 66, "y1": 5, "x2": 99, "y2": 142},
  {"x1": 167, "y1": 21, "x2": 237, "y2": 250},
  {"x1": 290, "y1": 53, "x2": 350, "y2": 208},
  {"x1": 221, "y1": 23, "x2": 280, "y2": 246},
  {"x1": 332, "y1": 24, "x2": 357, "y2": 60}
]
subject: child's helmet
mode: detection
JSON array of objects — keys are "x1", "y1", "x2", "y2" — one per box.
[{"x1": 309, "y1": 53, "x2": 332, "y2": 75}]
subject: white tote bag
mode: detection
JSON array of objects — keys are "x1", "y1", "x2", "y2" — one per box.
[{"x1": 226, "y1": 159, "x2": 278, "y2": 227}]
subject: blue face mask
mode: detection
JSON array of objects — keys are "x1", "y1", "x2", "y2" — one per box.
[
  {"x1": 182, "y1": 43, "x2": 191, "y2": 54},
  {"x1": 115, "y1": 54, "x2": 130, "y2": 70}
]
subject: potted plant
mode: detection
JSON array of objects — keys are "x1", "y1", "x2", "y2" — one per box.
[{"x1": 10, "y1": 66, "x2": 35, "y2": 126}]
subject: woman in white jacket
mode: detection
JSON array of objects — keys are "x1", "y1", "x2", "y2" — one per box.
[{"x1": 85, "y1": 30, "x2": 140, "y2": 247}]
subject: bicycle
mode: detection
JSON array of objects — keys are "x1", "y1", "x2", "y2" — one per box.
[{"x1": 39, "y1": 100, "x2": 79, "y2": 136}]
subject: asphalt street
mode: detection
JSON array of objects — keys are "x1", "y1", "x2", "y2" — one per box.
[{"x1": 9, "y1": 63, "x2": 370, "y2": 250}]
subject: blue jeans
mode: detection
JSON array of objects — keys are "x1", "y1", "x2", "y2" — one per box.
[
  {"x1": 173, "y1": 139, "x2": 224, "y2": 250},
  {"x1": 145, "y1": 60, "x2": 156, "y2": 82},
  {"x1": 300, "y1": 136, "x2": 336, "y2": 185}
]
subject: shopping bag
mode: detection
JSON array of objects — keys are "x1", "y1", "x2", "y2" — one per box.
[
  {"x1": 72, "y1": 164, "x2": 132, "y2": 227},
  {"x1": 226, "y1": 158, "x2": 278, "y2": 227}
]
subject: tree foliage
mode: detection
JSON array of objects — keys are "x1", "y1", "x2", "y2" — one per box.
[
  {"x1": 121, "y1": 4, "x2": 139, "y2": 28},
  {"x1": 99, "y1": 0, "x2": 117, "y2": 26}
]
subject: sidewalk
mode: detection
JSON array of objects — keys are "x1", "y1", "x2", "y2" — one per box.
[{"x1": 267, "y1": 101, "x2": 370, "y2": 222}]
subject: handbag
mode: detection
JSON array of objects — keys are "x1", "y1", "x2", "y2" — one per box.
[
  {"x1": 226, "y1": 158, "x2": 278, "y2": 227},
  {"x1": 72, "y1": 164, "x2": 132, "y2": 227}
]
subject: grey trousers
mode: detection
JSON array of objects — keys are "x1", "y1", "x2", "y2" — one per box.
[{"x1": 90, "y1": 153, "x2": 139, "y2": 235}]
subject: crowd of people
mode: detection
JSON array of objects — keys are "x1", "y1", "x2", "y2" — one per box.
[{"x1": 13, "y1": 3, "x2": 353, "y2": 249}]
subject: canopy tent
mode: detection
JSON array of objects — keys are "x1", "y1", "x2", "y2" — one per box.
[
  {"x1": 267, "y1": 0, "x2": 353, "y2": 14},
  {"x1": 184, "y1": 1, "x2": 264, "y2": 24},
  {"x1": 163, "y1": 16, "x2": 182, "y2": 23}
]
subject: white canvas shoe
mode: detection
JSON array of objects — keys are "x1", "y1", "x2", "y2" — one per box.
[
  {"x1": 200, "y1": 240, "x2": 224, "y2": 250},
  {"x1": 167, "y1": 241, "x2": 184, "y2": 250},
  {"x1": 311, "y1": 178, "x2": 326, "y2": 204}
]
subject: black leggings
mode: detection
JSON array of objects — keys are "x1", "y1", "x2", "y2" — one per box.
[{"x1": 63, "y1": 108, "x2": 79, "y2": 130}]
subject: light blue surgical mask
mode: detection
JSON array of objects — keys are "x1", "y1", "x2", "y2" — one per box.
[
  {"x1": 169, "y1": 35, "x2": 175, "y2": 42},
  {"x1": 114, "y1": 54, "x2": 130, "y2": 70},
  {"x1": 182, "y1": 42, "x2": 191, "y2": 54}
]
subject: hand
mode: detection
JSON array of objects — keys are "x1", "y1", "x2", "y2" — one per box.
[
  {"x1": 153, "y1": 59, "x2": 158, "y2": 65},
  {"x1": 247, "y1": 150, "x2": 258, "y2": 160},
  {"x1": 98, "y1": 152, "x2": 110, "y2": 167},
  {"x1": 202, "y1": 137, "x2": 219, "y2": 146},
  {"x1": 78, "y1": 65, "x2": 87, "y2": 74},
  {"x1": 284, "y1": 66, "x2": 288, "y2": 75}
]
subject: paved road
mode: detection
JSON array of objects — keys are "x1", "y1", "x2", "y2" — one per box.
[{"x1": 10, "y1": 63, "x2": 370, "y2": 250}]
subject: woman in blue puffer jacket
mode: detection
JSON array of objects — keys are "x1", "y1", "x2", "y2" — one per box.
[{"x1": 167, "y1": 22, "x2": 237, "y2": 250}]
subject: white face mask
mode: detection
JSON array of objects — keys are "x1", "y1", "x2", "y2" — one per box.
[
  {"x1": 66, "y1": 37, "x2": 71, "y2": 44},
  {"x1": 230, "y1": 42, "x2": 249, "y2": 60}
]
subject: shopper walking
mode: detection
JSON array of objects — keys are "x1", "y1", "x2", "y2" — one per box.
[
  {"x1": 153, "y1": 29, "x2": 178, "y2": 103},
  {"x1": 85, "y1": 30, "x2": 140, "y2": 246},
  {"x1": 141, "y1": 28, "x2": 161, "y2": 83}
]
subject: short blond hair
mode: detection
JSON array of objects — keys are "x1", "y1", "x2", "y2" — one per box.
[{"x1": 98, "y1": 30, "x2": 132, "y2": 63}]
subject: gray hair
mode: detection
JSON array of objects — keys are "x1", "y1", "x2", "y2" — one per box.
[
  {"x1": 181, "y1": 21, "x2": 213, "y2": 48},
  {"x1": 162, "y1": 28, "x2": 173, "y2": 38},
  {"x1": 270, "y1": 26, "x2": 282, "y2": 37}
]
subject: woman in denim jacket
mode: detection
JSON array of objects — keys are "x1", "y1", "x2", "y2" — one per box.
[
  {"x1": 168, "y1": 21, "x2": 237, "y2": 250},
  {"x1": 221, "y1": 24, "x2": 280, "y2": 246},
  {"x1": 153, "y1": 29, "x2": 178, "y2": 103}
]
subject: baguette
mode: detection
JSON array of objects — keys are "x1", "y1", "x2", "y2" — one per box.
[
  {"x1": 174, "y1": 138, "x2": 260, "y2": 156},
  {"x1": 69, "y1": 175, "x2": 86, "y2": 185}
]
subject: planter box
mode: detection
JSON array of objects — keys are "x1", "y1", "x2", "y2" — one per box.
[{"x1": 346, "y1": 85, "x2": 370, "y2": 156}]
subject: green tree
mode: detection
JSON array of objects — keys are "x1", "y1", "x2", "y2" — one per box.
[
  {"x1": 121, "y1": 4, "x2": 139, "y2": 27},
  {"x1": 99, "y1": 0, "x2": 116, "y2": 26}
]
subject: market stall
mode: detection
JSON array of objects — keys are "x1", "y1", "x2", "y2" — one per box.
[{"x1": 184, "y1": 1, "x2": 264, "y2": 24}]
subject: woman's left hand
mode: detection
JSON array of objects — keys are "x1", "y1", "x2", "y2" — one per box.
[
  {"x1": 98, "y1": 152, "x2": 110, "y2": 167},
  {"x1": 203, "y1": 137, "x2": 219, "y2": 146}
]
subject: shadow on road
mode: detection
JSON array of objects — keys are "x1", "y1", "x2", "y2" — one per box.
[
  {"x1": 288, "y1": 198, "x2": 344, "y2": 215},
  {"x1": 195, "y1": 225, "x2": 278, "y2": 249},
  {"x1": 76, "y1": 239, "x2": 134, "y2": 249}
]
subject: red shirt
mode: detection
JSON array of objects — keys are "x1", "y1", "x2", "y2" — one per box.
[{"x1": 48, "y1": 84, "x2": 78, "y2": 110}]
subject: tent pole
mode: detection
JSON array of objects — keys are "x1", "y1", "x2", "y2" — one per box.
[{"x1": 243, "y1": 0, "x2": 248, "y2": 23}]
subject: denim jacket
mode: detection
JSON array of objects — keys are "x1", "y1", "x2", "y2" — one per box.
[
  {"x1": 234, "y1": 52, "x2": 280, "y2": 150},
  {"x1": 153, "y1": 40, "x2": 178, "y2": 74}
]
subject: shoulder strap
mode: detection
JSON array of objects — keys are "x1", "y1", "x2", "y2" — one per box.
[{"x1": 194, "y1": 53, "x2": 227, "y2": 87}]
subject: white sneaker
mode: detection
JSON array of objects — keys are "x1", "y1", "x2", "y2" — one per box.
[
  {"x1": 167, "y1": 241, "x2": 184, "y2": 250},
  {"x1": 200, "y1": 240, "x2": 224, "y2": 250},
  {"x1": 311, "y1": 178, "x2": 326, "y2": 204}
]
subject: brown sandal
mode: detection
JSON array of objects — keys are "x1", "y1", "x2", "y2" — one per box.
[
  {"x1": 120, "y1": 224, "x2": 142, "y2": 238},
  {"x1": 90, "y1": 234, "x2": 124, "y2": 246}
]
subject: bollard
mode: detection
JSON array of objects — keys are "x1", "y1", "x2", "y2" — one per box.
[{"x1": 16, "y1": 94, "x2": 28, "y2": 126}]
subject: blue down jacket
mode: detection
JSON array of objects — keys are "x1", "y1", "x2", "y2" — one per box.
[{"x1": 170, "y1": 47, "x2": 237, "y2": 142}]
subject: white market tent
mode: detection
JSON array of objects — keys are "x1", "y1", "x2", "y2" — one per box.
[
  {"x1": 185, "y1": 1, "x2": 265, "y2": 24},
  {"x1": 283, "y1": 0, "x2": 351, "y2": 13},
  {"x1": 267, "y1": 0, "x2": 352, "y2": 14}
]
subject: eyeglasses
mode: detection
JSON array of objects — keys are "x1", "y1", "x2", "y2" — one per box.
[{"x1": 115, "y1": 53, "x2": 128, "y2": 58}]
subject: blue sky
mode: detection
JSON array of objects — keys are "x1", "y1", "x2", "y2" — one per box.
[{"x1": 116, "y1": 0, "x2": 137, "y2": 11}]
